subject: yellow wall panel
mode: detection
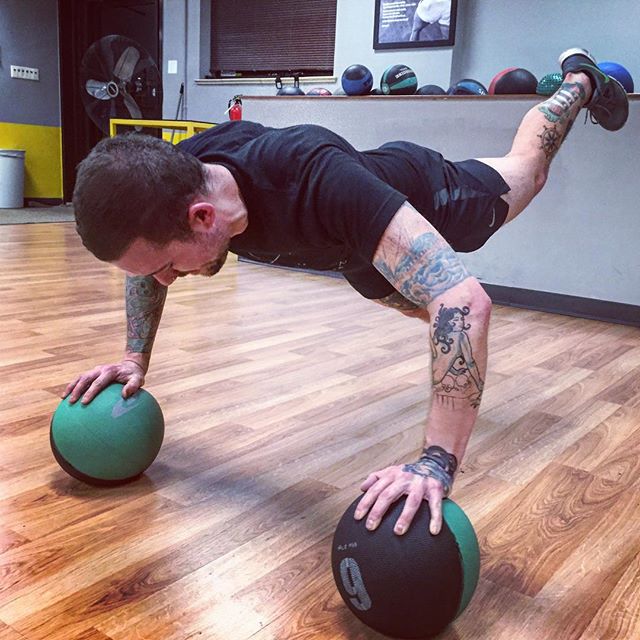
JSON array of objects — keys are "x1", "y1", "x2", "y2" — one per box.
[{"x1": 0, "y1": 122, "x2": 63, "y2": 199}]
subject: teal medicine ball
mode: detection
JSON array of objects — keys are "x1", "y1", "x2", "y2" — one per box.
[
  {"x1": 381, "y1": 64, "x2": 418, "y2": 95},
  {"x1": 50, "y1": 383, "x2": 164, "y2": 486},
  {"x1": 536, "y1": 72, "x2": 563, "y2": 96},
  {"x1": 332, "y1": 496, "x2": 480, "y2": 638}
]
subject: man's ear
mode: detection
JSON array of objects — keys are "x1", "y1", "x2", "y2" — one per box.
[{"x1": 187, "y1": 202, "x2": 216, "y2": 232}]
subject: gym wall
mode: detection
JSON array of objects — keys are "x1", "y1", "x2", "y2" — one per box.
[
  {"x1": 164, "y1": 0, "x2": 640, "y2": 121},
  {"x1": 452, "y1": 0, "x2": 640, "y2": 91},
  {"x1": 162, "y1": 0, "x2": 454, "y2": 121},
  {"x1": 0, "y1": 0, "x2": 63, "y2": 201}
]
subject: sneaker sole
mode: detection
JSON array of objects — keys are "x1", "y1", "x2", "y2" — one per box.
[{"x1": 558, "y1": 47, "x2": 595, "y2": 67}]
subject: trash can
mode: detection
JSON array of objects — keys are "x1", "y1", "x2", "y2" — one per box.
[{"x1": 0, "y1": 149, "x2": 26, "y2": 208}]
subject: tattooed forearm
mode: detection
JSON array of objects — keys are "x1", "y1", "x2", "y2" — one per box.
[
  {"x1": 374, "y1": 231, "x2": 470, "y2": 306},
  {"x1": 431, "y1": 303, "x2": 484, "y2": 408},
  {"x1": 125, "y1": 275, "x2": 168, "y2": 353}
]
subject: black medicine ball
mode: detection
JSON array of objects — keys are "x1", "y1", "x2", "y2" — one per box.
[
  {"x1": 332, "y1": 495, "x2": 480, "y2": 639},
  {"x1": 489, "y1": 67, "x2": 538, "y2": 94},
  {"x1": 381, "y1": 64, "x2": 418, "y2": 95},
  {"x1": 448, "y1": 79, "x2": 488, "y2": 95},
  {"x1": 417, "y1": 84, "x2": 447, "y2": 95}
]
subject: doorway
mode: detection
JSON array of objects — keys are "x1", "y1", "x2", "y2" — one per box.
[{"x1": 58, "y1": 0, "x2": 162, "y2": 202}]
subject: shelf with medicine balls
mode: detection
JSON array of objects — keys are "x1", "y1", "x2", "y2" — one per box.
[{"x1": 258, "y1": 61, "x2": 635, "y2": 99}]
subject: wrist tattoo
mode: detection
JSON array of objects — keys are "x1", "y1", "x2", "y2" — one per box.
[{"x1": 402, "y1": 445, "x2": 458, "y2": 496}]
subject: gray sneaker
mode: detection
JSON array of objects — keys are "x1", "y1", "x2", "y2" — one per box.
[{"x1": 558, "y1": 47, "x2": 629, "y2": 131}]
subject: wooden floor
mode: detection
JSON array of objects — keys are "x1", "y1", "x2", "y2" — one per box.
[{"x1": 1, "y1": 222, "x2": 639, "y2": 640}]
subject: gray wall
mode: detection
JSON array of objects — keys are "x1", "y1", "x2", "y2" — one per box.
[
  {"x1": 162, "y1": 0, "x2": 454, "y2": 122},
  {"x1": 452, "y1": 0, "x2": 640, "y2": 88},
  {"x1": 163, "y1": 0, "x2": 640, "y2": 305},
  {"x1": 240, "y1": 95, "x2": 640, "y2": 307},
  {"x1": 0, "y1": 0, "x2": 60, "y2": 126},
  {"x1": 165, "y1": 0, "x2": 640, "y2": 122}
]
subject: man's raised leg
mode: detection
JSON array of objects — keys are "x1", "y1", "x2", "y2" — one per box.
[{"x1": 477, "y1": 48, "x2": 629, "y2": 224}]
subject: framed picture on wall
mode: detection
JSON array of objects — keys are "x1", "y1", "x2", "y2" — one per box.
[{"x1": 373, "y1": 0, "x2": 457, "y2": 49}]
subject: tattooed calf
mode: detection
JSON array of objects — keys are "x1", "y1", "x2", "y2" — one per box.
[{"x1": 538, "y1": 81, "x2": 586, "y2": 124}]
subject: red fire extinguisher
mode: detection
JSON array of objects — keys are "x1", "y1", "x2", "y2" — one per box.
[{"x1": 226, "y1": 95, "x2": 243, "y2": 121}]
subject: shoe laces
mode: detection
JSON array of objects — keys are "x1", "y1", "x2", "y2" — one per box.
[{"x1": 586, "y1": 86, "x2": 614, "y2": 125}]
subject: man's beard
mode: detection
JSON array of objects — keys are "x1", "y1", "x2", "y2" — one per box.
[
  {"x1": 199, "y1": 248, "x2": 229, "y2": 277},
  {"x1": 175, "y1": 246, "x2": 229, "y2": 279}
]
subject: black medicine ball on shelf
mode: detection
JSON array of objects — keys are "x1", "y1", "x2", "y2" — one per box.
[
  {"x1": 381, "y1": 64, "x2": 418, "y2": 95},
  {"x1": 448, "y1": 79, "x2": 488, "y2": 95},
  {"x1": 332, "y1": 495, "x2": 480, "y2": 639},
  {"x1": 489, "y1": 67, "x2": 538, "y2": 94},
  {"x1": 417, "y1": 84, "x2": 447, "y2": 95}
]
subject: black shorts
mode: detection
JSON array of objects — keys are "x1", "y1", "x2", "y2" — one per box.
[
  {"x1": 342, "y1": 142, "x2": 511, "y2": 299},
  {"x1": 364, "y1": 141, "x2": 511, "y2": 252}
]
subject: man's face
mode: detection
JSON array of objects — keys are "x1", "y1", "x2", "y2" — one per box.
[{"x1": 113, "y1": 233, "x2": 229, "y2": 286}]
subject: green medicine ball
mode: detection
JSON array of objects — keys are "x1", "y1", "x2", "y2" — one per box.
[
  {"x1": 536, "y1": 72, "x2": 563, "y2": 96},
  {"x1": 50, "y1": 383, "x2": 164, "y2": 486}
]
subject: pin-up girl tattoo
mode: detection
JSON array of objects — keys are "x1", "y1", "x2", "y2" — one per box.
[{"x1": 431, "y1": 304, "x2": 484, "y2": 408}]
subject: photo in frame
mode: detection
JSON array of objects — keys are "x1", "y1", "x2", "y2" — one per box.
[{"x1": 374, "y1": 0, "x2": 458, "y2": 49}]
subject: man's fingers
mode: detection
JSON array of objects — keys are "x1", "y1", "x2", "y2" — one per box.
[
  {"x1": 62, "y1": 378, "x2": 80, "y2": 399},
  {"x1": 364, "y1": 483, "x2": 407, "y2": 531},
  {"x1": 81, "y1": 373, "x2": 116, "y2": 404},
  {"x1": 359, "y1": 472, "x2": 380, "y2": 492},
  {"x1": 121, "y1": 376, "x2": 143, "y2": 399},
  {"x1": 67, "y1": 375, "x2": 98, "y2": 404},
  {"x1": 354, "y1": 476, "x2": 394, "y2": 521},
  {"x1": 393, "y1": 488, "x2": 424, "y2": 535},
  {"x1": 427, "y1": 485, "x2": 444, "y2": 535}
]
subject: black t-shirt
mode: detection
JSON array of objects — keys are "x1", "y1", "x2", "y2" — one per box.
[{"x1": 177, "y1": 121, "x2": 441, "y2": 298}]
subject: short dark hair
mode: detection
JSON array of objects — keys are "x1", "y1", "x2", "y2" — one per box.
[{"x1": 73, "y1": 133, "x2": 207, "y2": 261}]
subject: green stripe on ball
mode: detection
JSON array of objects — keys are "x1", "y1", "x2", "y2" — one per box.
[{"x1": 443, "y1": 499, "x2": 481, "y2": 617}]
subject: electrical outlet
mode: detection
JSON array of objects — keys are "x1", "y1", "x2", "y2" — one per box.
[{"x1": 10, "y1": 65, "x2": 39, "y2": 81}]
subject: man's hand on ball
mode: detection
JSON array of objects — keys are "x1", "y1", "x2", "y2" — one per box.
[
  {"x1": 355, "y1": 466, "x2": 445, "y2": 535},
  {"x1": 63, "y1": 360, "x2": 146, "y2": 405},
  {"x1": 354, "y1": 446, "x2": 458, "y2": 536}
]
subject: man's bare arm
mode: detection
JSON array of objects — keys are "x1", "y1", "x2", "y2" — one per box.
[
  {"x1": 354, "y1": 203, "x2": 491, "y2": 535},
  {"x1": 372, "y1": 203, "x2": 491, "y2": 462},
  {"x1": 124, "y1": 275, "x2": 168, "y2": 371}
]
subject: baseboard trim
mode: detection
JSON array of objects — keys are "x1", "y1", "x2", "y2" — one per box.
[
  {"x1": 237, "y1": 258, "x2": 638, "y2": 327},
  {"x1": 481, "y1": 283, "x2": 639, "y2": 327}
]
